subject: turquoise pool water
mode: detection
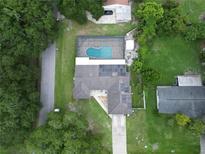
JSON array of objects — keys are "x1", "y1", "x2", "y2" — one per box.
[{"x1": 86, "y1": 47, "x2": 112, "y2": 59}]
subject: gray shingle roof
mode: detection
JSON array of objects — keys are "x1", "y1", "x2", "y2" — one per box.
[
  {"x1": 73, "y1": 65, "x2": 132, "y2": 114},
  {"x1": 157, "y1": 86, "x2": 205, "y2": 117}
]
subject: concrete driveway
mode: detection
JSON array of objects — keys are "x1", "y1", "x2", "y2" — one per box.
[
  {"x1": 112, "y1": 114, "x2": 127, "y2": 154},
  {"x1": 38, "y1": 43, "x2": 56, "y2": 126}
]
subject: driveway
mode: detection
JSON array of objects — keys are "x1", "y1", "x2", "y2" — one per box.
[
  {"x1": 38, "y1": 43, "x2": 56, "y2": 126},
  {"x1": 112, "y1": 115, "x2": 127, "y2": 154}
]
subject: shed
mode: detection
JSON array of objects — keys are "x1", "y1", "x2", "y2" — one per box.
[{"x1": 177, "y1": 75, "x2": 202, "y2": 86}]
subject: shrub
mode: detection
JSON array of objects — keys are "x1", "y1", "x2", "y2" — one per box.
[
  {"x1": 175, "y1": 114, "x2": 191, "y2": 127},
  {"x1": 141, "y1": 67, "x2": 160, "y2": 85},
  {"x1": 184, "y1": 23, "x2": 205, "y2": 41},
  {"x1": 131, "y1": 59, "x2": 143, "y2": 73},
  {"x1": 189, "y1": 120, "x2": 205, "y2": 136}
]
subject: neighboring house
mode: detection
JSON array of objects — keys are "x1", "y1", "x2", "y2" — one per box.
[
  {"x1": 156, "y1": 75, "x2": 205, "y2": 118},
  {"x1": 73, "y1": 36, "x2": 132, "y2": 114},
  {"x1": 201, "y1": 135, "x2": 205, "y2": 154},
  {"x1": 87, "y1": 0, "x2": 131, "y2": 24}
]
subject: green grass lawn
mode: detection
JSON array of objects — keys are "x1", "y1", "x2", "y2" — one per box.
[
  {"x1": 179, "y1": 0, "x2": 205, "y2": 23},
  {"x1": 131, "y1": 71, "x2": 144, "y2": 108},
  {"x1": 144, "y1": 36, "x2": 201, "y2": 85},
  {"x1": 156, "y1": 0, "x2": 205, "y2": 23},
  {"x1": 130, "y1": 35, "x2": 201, "y2": 153}
]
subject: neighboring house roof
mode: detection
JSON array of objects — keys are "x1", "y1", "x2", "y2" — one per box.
[
  {"x1": 73, "y1": 65, "x2": 132, "y2": 114},
  {"x1": 157, "y1": 86, "x2": 205, "y2": 117},
  {"x1": 201, "y1": 135, "x2": 205, "y2": 154},
  {"x1": 105, "y1": 0, "x2": 129, "y2": 5}
]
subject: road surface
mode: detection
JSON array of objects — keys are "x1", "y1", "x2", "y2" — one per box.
[{"x1": 38, "y1": 44, "x2": 56, "y2": 126}]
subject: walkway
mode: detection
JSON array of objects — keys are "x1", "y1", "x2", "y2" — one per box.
[
  {"x1": 112, "y1": 114, "x2": 127, "y2": 154},
  {"x1": 38, "y1": 43, "x2": 56, "y2": 126}
]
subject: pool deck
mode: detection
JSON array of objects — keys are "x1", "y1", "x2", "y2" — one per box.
[{"x1": 77, "y1": 36, "x2": 125, "y2": 59}]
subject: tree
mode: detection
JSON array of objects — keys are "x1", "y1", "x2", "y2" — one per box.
[
  {"x1": 135, "y1": 1, "x2": 164, "y2": 38},
  {"x1": 58, "y1": 0, "x2": 104, "y2": 24},
  {"x1": 0, "y1": 0, "x2": 57, "y2": 147},
  {"x1": 175, "y1": 114, "x2": 191, "y2": 127},
  {"x1": 26, "y1": 110, "x2": 108, "y2": 153},
  {"x1": 87, "y1": 0, "x2": 104, "y2": 20},
  {"x1": 157, "y1": 0, "x2": 187, "y2": 35},
  {"x1": 136, "y1": 1, "x2": 164, "y2": 22}
]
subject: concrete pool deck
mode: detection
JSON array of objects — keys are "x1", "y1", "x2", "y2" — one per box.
[{"x1": 77, "y1": 36, "x2": 125, "y2": 59}]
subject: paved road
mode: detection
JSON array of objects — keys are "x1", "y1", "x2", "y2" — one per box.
[
  {"x1": 38, "y1": 44, "x2": 56, "y2": 126},
  {"x1": 112, "y1": 115, "x2": 127, "y2": 154}
]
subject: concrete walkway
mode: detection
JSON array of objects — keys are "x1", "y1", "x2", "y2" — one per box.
[
  {"x1": 112, "y1": 115, "x2": 127, "y2": 154},
  {"x1": 38, "y1": 44, "x2": 56, "y2": 126}
]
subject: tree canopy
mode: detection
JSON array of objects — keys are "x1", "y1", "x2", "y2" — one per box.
[
  {"x1": 26, "y1": 110, "x2": 109, "y2": 154},
  {"x1": 135, "y1": 1, "x2": 164, "y2": 40},
  {"x1": 58, "y1": 0, "x2": 104, "y2": 24},
  {"x1": 0, "y1": 0, "x2": 57, "y2": 147}
]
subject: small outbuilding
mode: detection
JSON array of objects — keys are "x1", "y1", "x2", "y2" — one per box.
[{"x1": 177, "y1": 75, "x2": 202, "y2": 86}]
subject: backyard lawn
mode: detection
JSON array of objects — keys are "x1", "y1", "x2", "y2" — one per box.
[
  {"x1": 144, "y1": 36, "x2": 201, "y2": 85},
  {"x1": 179, "y1": 0, "x2": 205, "y2": 23}
]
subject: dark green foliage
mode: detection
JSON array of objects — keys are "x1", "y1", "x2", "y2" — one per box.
[
  {"x1": 183, "y1": 23, "x2": 205, "y2": 41},
  {"x1": 0, "y1": 0, "x2": 57, "y2": 147},
  {"x1": 142, "y1": 68, "x2": 160, "y2": 85},
  {"x1": 157, "y1": 0, "x2": 187, "y2": 35},
  {"x1": 87, "y1": 0, "x2": 104, "y2": 20},
  {"x1": 58, "y1": 0, "x2": 104, "y2": 24},
  {"x1": 189, "y1": 119, "x2": 205, "y2": 136},
  {"x1": 135, "y1": 1, "x2": 164, "y2": 39},
  {"x1": 26, "y1": 110, "x2": 108, "y2": 154},
  {"x1": 131, "y1": 59, "x2": 143, "y2": 73}
]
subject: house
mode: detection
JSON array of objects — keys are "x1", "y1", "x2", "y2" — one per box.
[
  {"x1": 156, "y1": 75, "x2": 205, "y2": 118},
  {"x1": 87, "y1": 0, "x2": 131, "y2": 24},
  {"x1": 73, "y1": 36, "x2": 132, "y2": 114}
]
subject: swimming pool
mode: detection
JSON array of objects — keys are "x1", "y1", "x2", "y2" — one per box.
[{"x1": 86, "y1": 47, "x2": 112, "y2": 59}]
